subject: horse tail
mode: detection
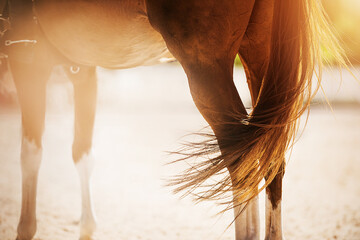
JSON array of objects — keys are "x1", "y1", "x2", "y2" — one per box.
[{"x1": 170, "y1": 0, "x2": 347, "y2": 209}]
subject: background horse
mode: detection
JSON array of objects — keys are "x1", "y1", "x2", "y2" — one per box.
[{"x1": 1, "y1": 0, "x2": 345, "y2": 240}]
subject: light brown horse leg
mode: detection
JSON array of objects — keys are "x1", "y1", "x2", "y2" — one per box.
[
  {"x1": 146, "y1": 1, "x2": 258, "y2": 239},
  {"x1": 65, "y1": 65, "x2": 97, "y2": 240},
  {"x1": 233, "y1": 196, "x2": 260, "y2": 240},
  {"x1": 10, "y1": 58, "x2": 52, "y2": 240}
]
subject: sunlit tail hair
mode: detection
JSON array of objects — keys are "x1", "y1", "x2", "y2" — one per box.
[{"x1": 170, "y1": 0, "x2": 347, "y2": 210}]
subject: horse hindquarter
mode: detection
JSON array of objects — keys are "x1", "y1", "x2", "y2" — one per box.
[
  {"x1": 146, "y1": 0, "x2": 331, "y2": 239},
  {"x1": 146, "y1": 1, "x2": 265, "y2": 239}
]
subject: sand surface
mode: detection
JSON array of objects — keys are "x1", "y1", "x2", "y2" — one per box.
[{"x1": 0, "y1": 65, "x2": 360, "y2": 240}]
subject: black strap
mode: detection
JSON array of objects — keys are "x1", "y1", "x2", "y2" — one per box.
[
  {"x1": 1, "y1": 0, "x2": 37, "y2": 62},
  {"x1": 0, "y1": 0, "x2": 9, "y2": 18}
]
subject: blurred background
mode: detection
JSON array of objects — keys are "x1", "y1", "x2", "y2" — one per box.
[
  {"x1": 0, "y1": 1, "x2": 359, "y2": 240},
  {"x1": 323, "y1": 0, "x2": 360, "y2": 65}
]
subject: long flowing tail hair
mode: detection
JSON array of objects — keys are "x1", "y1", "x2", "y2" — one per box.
[{"x1": 170, "y1": 0, "x2": 347, "y2": 210}]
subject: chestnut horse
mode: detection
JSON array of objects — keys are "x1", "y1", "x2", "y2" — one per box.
[{"x1": 1, "y1": 0, "x2": 344, "y2": 239}]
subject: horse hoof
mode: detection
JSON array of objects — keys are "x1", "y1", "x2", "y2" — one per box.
[
  {"x1": 16, "y1": 220, "x2": 36, "y2": 240},
  {"x1": 16, "y1": 234, "x2": 35, "y2": 240},
  {"x1": 264, "y1": 236, "x2": 286, "y2": 240},
  {"x1": 79, "y1": 235, "x2": 94, "y2": 240},
  {"x1": 16, "y1": 232, "x2": 35, "y2": 240},
  {"x1": 79, "y1": 216, "x2": 96, "y2": 240}
]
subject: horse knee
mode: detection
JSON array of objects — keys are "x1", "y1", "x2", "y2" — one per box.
[
  {"x1": 75, "y1": 151, "x2": 95, "y2": 192},
  {"x1": 72, "y1": 140, "x2": 92, "y2": 163},
  {"x1": 71, "y1": 116, "x2": 95, "y2": 164},
  {"x1": 20, "y1": 136, "x2": 42, "y2": 177}
]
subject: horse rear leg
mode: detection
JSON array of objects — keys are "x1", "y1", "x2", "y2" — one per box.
[
  {"x1": 183, "y1": 63, "x2": 259, "y2": 240},
  {"x1": 231, "y1": 0, "x2": 274, "y2": 237},
  {"x1": 65, "y1": 66, "x2": 97, "y2": 240},
  {"x1": 238, "y1": 1, "x2": 285, "y2": 239},
  {"x1": 10, "y1": 59, "x2": 51, "y2": 240},
  {"x1": 146, "y1": 1, "x2": 260, "y2": 239}
]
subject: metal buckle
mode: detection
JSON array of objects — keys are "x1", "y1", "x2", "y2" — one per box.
[
  {"x1": 4, "y1": 39, "x2": 37, "y2": 46},
  {"x1": 70, "y1": 66, "x2": 80, "y2": 74}
]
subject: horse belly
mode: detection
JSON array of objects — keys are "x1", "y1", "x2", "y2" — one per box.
[{"x1": 35, "y1": 0, "x2": 172, "y2": 68}]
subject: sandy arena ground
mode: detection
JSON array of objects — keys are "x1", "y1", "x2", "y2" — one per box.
[{"x1": 0, "y1": 65, "x2": 360, "y2": 240}]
